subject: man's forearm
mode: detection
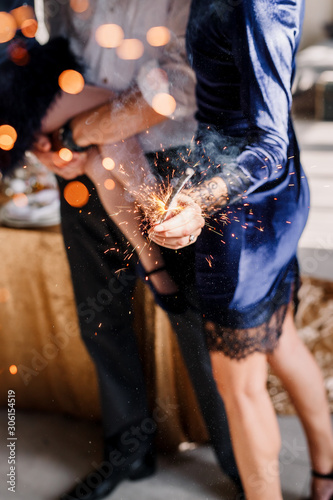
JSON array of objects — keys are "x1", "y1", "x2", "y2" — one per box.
[{"x1": 71, "y1": 85, "x2": 167, "y2": 148}]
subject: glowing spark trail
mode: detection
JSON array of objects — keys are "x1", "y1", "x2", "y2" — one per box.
[{"x1": 159, "y1": 166, "x2": 195, "y2": 223}]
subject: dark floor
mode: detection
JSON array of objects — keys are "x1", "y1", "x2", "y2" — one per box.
[{"x1": 0, "y1": 409, "x2": 318, "y2": 500}]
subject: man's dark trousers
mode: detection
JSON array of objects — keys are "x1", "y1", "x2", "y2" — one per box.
[{"x1": 57, "y1": 152, "x2": 239, "y2": 482}]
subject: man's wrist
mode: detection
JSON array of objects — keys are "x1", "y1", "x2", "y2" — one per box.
[{"x1": 58, "y1": 121, "x2": 91, "y2": 152}]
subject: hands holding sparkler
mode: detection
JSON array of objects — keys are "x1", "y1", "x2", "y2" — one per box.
[
  {"x1": 150, "y1": 192, "x2": 204, "y2": 249},
  {"x1": 149, "y1": 171, "x2": 228, "y2": 250}
]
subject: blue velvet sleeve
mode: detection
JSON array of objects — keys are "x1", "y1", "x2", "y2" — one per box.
[{"x1": 222, "y1": 0, "x2": 304, "y2": 200}]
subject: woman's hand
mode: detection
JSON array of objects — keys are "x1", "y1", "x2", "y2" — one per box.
[
  {"x1": 31, "y1": 133, "x2": 88, "y2": 179},
  {"x1": 149, "y1": 194, "x2": 205, "y2": 249}
]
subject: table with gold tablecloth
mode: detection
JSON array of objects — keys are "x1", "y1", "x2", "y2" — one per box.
[
  {"x1": 0, "y1": 225, "x2": 207, "y2": 450},
  {"x1": 0, "y1": 226, "x2": 332, "y2": 451}
]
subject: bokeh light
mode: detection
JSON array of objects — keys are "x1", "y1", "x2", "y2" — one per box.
[
  {"x1": 10, "y1": 44, "x2": 29, "y2": 65},
  {"x1": 11, "y1": 5, "x2": 35, "y2": 28},
  {"x1": 116, "y1": 39, "x2": 144, "y2": 60},
  {"x1": 70, "y1": 0, "x2": 90, "y2": 13},
  {"x1": 12, "y1": 193, "x2": 28, "y2": 207},
  {"x1": 64, "y1": 181, "x2": 89, "y2": 207},
  {"x1": 95, "y1": 23, "x2": 124, "y2": 48},
  {"x1": 104, "y1": 179, "x2": 115, "y2": 190},
  {"x1": 151, "y1": 93, "x2": 176, "y2": 116},
  {"x1": 21, "y1": 18, "x2": 38, "y2": 38},
  {"x1": 58, "y1": 70, "x2": 85, "y2": 95},
  {"x1": 58, "y1": 148, "x2": 73, "y2": 162},
  {"x1": 146, "y1": 26, "x2": 170, "y2": 47},
  {"x1": 9, "y1": 365, "x2": 17, "y2": 375},
  {"x1": 0, "y1": 125, "x2": 17, "y2": 151},
  {"x1": 52, "y1": 152, "x2": 66, "y2": 168},
  {"x1": 146, "y1": 67, "x2": 168, "y2": 90},
  {"x1": 102, "y1": 157, "x2": 115, "y2": 171},
  {"x1": 0, "y1": 288, "x2": 11, "y2": 303},
  {"x1": 0, "y1": 12, "x2": 16, "y2": 43}
]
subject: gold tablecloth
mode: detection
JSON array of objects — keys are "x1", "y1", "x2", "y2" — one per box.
[
  {"x1": 0, "y1": 226, "x2": 332, "y2": 450},
  {"x1": 0, "y1": 226, "x2": 207, "y2": 449}
]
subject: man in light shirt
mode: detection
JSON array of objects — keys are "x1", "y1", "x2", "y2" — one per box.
[{"x1": 0, "y1": 1, "x2": 240, "y2": 499}]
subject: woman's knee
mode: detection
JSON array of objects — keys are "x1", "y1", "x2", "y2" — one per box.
[
  {"x1": 222, "y1": 381, "x2": 268, "y2": 414},
  {"x1": 211, "y1": 351, "x2": 268, "y2": 406}
]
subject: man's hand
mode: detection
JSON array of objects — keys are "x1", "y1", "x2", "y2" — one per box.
[
  {"x1": 149, "y1": 194, "x2": 205, "y2": 249},
  {"x1": 32, "y1": 134, "x2": 87, "y2": 179}
]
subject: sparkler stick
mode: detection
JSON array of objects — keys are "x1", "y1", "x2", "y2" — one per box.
[{"x1": 159, "y1": 167, "x2": 195, "y2": 223}]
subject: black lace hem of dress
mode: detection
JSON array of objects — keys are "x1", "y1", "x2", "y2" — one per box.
[{"x1": 204, "y1": 301, "x2": 289, "y2": 360}]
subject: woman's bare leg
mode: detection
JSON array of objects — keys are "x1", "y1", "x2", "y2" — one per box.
[
  {"x1": 83, "y1": 140, "x2": 178, "y2": 294},
  {"x1": 210, "y1": 350, "x2": 283, "y2": 500},
  {"x1": 267, "y1": 308, "x2": 333, "y2": 500},
  {"x1": 40, "y1": 86, "x2": 178, "y2": 293},
  {"x1": 97, "y1": 141, "x2": 159, "y2": 202},
  {"x1": 211, "y1": 307, "x2": 333, "y2": 500}
]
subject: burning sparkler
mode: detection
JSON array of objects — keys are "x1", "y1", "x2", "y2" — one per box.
[{"x1": 158, "y1": 166, "x2": 195, "y2": 223}]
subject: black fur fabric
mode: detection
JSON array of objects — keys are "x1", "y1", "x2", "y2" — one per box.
[{"x1": 0, "y1": 37, "x2": 82, "y2": 172}]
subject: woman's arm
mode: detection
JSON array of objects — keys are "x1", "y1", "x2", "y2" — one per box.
[
  {"x1": 151, "y1": 0, "x2": 304, "y2": 247},
  {"x1": 212, "y1": 0, "x2": 304, "y2": 203}
]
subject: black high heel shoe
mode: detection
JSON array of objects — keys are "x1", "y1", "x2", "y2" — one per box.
[
  {"x1": 311, "y1": 469, "x2": 333, "y2": 500},
  {"x1": 137, "y1": 263, "x2": 189, "y2": 314}
]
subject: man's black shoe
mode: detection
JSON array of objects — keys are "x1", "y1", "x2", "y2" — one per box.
[
  {"x1": 59, "y1": 450, "x2": 156, "y2": 500},
  {"x1": 128, "y1": 450, "x2": 156, "y2": 480}
]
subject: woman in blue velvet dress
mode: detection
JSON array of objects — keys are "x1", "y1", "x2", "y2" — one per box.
[{"x1": 151, "y1": 0, "x2": 333, "y2": 498}]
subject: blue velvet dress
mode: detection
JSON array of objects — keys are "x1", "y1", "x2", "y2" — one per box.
[{"x1": 186, "y1": 0, "x2": 310, "y2": 358}]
